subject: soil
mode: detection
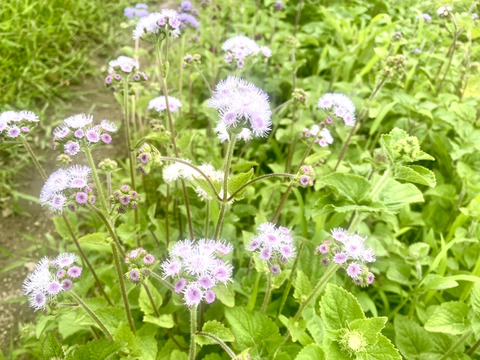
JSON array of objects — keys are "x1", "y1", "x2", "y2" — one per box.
[{"x1": 0, "y1": 76, "x2": 123, "y2": 354}]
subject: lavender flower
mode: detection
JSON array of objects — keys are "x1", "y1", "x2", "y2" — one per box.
[
  {"x1": 317, "y1": 93, "x2": 356, "y2": 126},
  {"x1": 108, "y1": 56, "x2": 140, "y2": 74},
  {"x1": 148, "y1": 96, "x2": 182, "y2": 112},
  {"x1": 178, "y1": 13, "x2": 199, "y2": 28},
  {"x1": 40, "y1": 166, "x2": 93, "y2": 212},
  {"x1": 247, "y1": 223, "x2": 296, "y2": 273},
  {"x1": 23, "y1": 253, "x2": 82, "y2": 311},
  {"x1": 422, "y1": 13, "x2": 432, "y2": 22},
  {"x1": 160, "y1": 239, "x2": 234, "y2": 307},
  {"x1": 437, "y1": 4, "x2": 452, "y2": 17},
  {"x1": 125, "y1": 3, "x2": 149, "y2": 19},
  {"x1": 0, "y1": 110, "x2": 39, "y2": 138},
  {"x1": 132, "y1": 9, "x2": 182, "y2": 40},
  {"x1": 222, "y1": 35, "x2": 271, "y2": 67},
  {"x1": 315, "y1": 228, "x2": 376, "y2": 286},
  {"x1": 209, "y1": 76, "x2": 272, "y2": 142}
]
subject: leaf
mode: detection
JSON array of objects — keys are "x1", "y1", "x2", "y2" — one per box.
[
  {"x1": 376, "y1": 179, "x2": 424, "y2": 211},
  {"x1": 114, "y1": 323, "x2": 137, "y2": 353},
  {"x1": 144, "y1": 314, "x2": 174, "y2": 328},
  {"x1": 139, "y1": 281, "x2": 163, "y2": 315},
  {"x1": 320, "y1": 284, "x2": 365, "y2": 330},
  {"x1": 196, "y1": 320, "x2": 235, "y2": 346},
  {"x1": 395, "y1": 165, "x2": 436, "y2": 187},
  {"x1": 36, "y1": 314, "x2": 55, "y2": 338},
  {"x1": 228, "y1": 168, "x2": 254, "y2": 200},
  {"x1": 425, "y1": 301, "x2": 470, "y2": 335},
  {"x1": 349, "y1": 317, "x2": 387, "y2": 345},
  {"x1": 278, "y1": 315, "x2": 313, "y2": 345},
  {"x1": 78, "y1": 232, "x2": 111, "y2": 246},
  {"x1": 472, "y1": 283, "x2": 480, "y2": 316},
  {"x1": 359, "y1": 334, "x2": 401, "y2": 360},
  {"x1": 304, "y1": 150, "x2": 331, "y2": 164},
  {"x1": 293, "y1": 271, "x2": 312, "y2": 302},
  {"x1": 394, "y1": 314, "x2": 434, "y2": 359},
  {"x1": 42, "y1": 332, "x2": 63, "y2": 359},
  {"x1": 294, "y1": 343, "x2": 324, "y2": 359},
  {"x1": 225, "y1": 307, "x2": 279, "y2": 349},
  {"x1": 369, "y1": 102, "x2": 397, "y2": 135},
  {"x1": 317, "y1": 173, "x2": 372, "y2": 203},
  {"x1": 71, "y1": 340, "x2": 125, "y2": 360},
  {"x1": 215, "y1": 283, "x2": 235, "y2": 307}
]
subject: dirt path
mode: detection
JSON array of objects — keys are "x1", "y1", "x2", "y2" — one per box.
[{"x1": 0, "y1": 76, "x2": 123, "y2": 354}]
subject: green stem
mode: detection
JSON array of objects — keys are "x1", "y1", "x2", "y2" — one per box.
[
  {"x1": 111, "y1": 242, "x2": 135, "y2": 333},
  {"x1": 261, "y1": 272, "x2": 273, "y2": 314},
  {"x1": 193, "y1": 64, "x2": 212, "y2": 92},
  {"x1": 145, "y1": 269, "x2": 175, "y2": 292},
  {"x1": 247, "y1": 272, "x2": 262, "y2": 309},
  {"x1": 213, "y1": 134, "x2": 237, "y2": 240},
  {"x1": 189, "y1": 306, "x2": 197, "y2": 360},
  {"x1": 441, "y1": 329, "x2": 473, "y2": 359},
  {"x1": 467, "y1": 330, "x2": 480, "y2": 356},
  {"x1": 227, "y1": 173, "x2": 296, "y2": 202},
  {"x1": 20, "y1": 136, "x2": 46, "y2": 180},
  {"x1": 293, "y1": 264, "x2": 339, "y2": 323},
  {"x1": 142, "y1": 282, "x2": 160, "y2": 317},
  {"x1": 89, "y1": 205, "x2": 126, "y2": 258},
  {"x1": 83, "y1": 142, "x2": 109, "y2": 213},
  {"x1": 70, "y1": 290, "x2": 114, "y2": 342},
  {"x1": 436, "y1": 18, "x2": 458, "y2": 96},
  {"x1": 205, "y1": 201, "x2": 210, "y2": 238},
  {"x1": 166, "y1": 183, "x2": 170, "y2": 248},
  {"x1": 195, "y1": 332, "x2": 237, "y2": 359}
]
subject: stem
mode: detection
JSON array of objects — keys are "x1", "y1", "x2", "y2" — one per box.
[
  {"x1": 142, "y1": 282, "x2": 160, "y2": 317},
  {"x1": 89, "y1": 205, "x2": 126, "y2": 258},
  {"x1": 83, "y1": 142, "x2": 109, "y2": 213},
  {"x1": 369, "y1": 168, "x2": 391, "y2": 200},
  {"x1": 441, "y1": 329, "x2": 473, "y2": 359},
  {"x1": 213, "y1": 134, "x2": 237, "y2": 240},
  {"x1": 189, "y1": 306, "x2": 197, "y2": 360},
  {"x1": 436, "y1": 18, "x2": 458, "y2": 96},
  {"x1": 227, "y1": 173, "x2": 296, "y2": 202},
  {"x1": 111, "y1": 243, "x2": 135, "y2": 333},
  {"x1": 145, "y1": 269, "x2": 175, "y2": 292},
  {"x1": 193, "y1": 64, "x2": 212, "y2": 92},
  {"x1": 247, "y1": 272, "x2": 262, "y2": 309},
  {"x1": 261, "y1": 272, "x2": 273, "y2": 314},
  {"x1": 468, "y1": 330, "x2": 480, "y2": 356},
  {"x1": 293, "y1": 264, "x2": 339, "y2": 323},
  {"x1": 166, "y1": 183, "x2": 170, "y2": 248},
  {"x1": 205, "y1": 201, "x2": 210, "y2": 238},
  {"x1": 70, "y1": 290, "x2": 114, "y2": 342},
  {"x1": 62, "y1": 213, "x2": 113, "y2": 306},
  {"x1": 195, "y1": 332, "x2": 237, "y2": 359},
  {"x1": 20, "y1": 136, "x2": 46, "y2": 180}
]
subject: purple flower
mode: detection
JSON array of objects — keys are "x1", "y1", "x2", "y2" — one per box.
[
  {"x1": 105, "y1": 75, "x2": 113, "y2": 85},
  {"x1": 64, "y1": 141, "x2": 80, "y2": 156},
  {"x1": 47, "y1": 281, "x2": 62, "y2": 295},
  {"x1": 422, "y1": 13, "x2": 432, "y2": 22},
  {"x1": 270, "y1": 265, "x2": 280, "y2": 275},
  {"x1": 75, "y1": 192, "x2": 88, "y2": 204},
  {"x1": 184, "y1": 283, "x2": 203, "y2": 306},
  {"x1": 180, "y1": 1, "x2": 192, "y2": 12},
  {"x1": 260, "y1": 248, "x2": 271, "y2": 261},
  {"x1": 273, "y1": 1, "x2": 283, "y2": 10},
  {"x1": 120, "y1": 195, "x2": 131, "y2": 206},
  {"x1": 86, "y1": 128, "x2": 100, "y2": 143},
  {"x1": 74, "y1": 129, "x2": 84, "y2": 138},
  {"x1": 178, "y1": 13, "x2": 199, "y2": 28},
  {"x1": 143, "y1": 254, "x2": 155, "y2": 265},
  {"x1": 61, "y1": 279, "x2": 73, "y2": 291},
  {"x1": 198, "y1": 275, "x2": 214, "y2": 289},
  {"x1": 129, "y1": 269, "x2": 140, "y2": 282},
  {"x1": 125, "y1": 7, "x2": 136, "y2": 18},
  {"x1": 67, "y1": 266, "x2": 82, "y2": 278},
  {"x1": 346, "y1": 263, "x2": 362, "y2": 278},
  {"x1": 333, "y1": 253, "x2": 348, "y2": 264},
  {"x1": 139, "y1": 153, "x2": 149, "y2": 164},
  {"x1": 101, "y1": 133, "x2": 112, "y2": 144},
  {"x1": 205, "y1": 289, "x2": 216, "y2": 303},
  {"x1": 175, "y1": 278, "x2": 187, "y2": 293},
  {"x1": 7, "y1": 126, "x2": 20, "y2": 138},
  {"x1": 57, "y1": 269, "x2": 66, "y2": 278},
  {"x1": 366, "y1": 272, "x2": 375, "y2": 285},
  {"x1": 300, "y1": 175, "x2": 311, "y2": 186}
]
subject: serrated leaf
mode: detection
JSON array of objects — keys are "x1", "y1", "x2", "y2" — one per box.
[
  {"x1": 294, "y1": 343, "x2": 324, "y2": 359},
  {"x1": 320, "y1": 284, "x2": 365, "y2": 330},
  {"x1": 144, "y1": 314, "x2": 174, "y2": 328},
  {"x1": 78, "y1": 232, "x2": 111, "y2": 246},
  {"x1": 139, "y1": 281, "x2": 163, "y2": 315},
  {"x1": 194, "y1": 178, "x2": 221, "y2": 200},
  {"x1": 394, "y1": 314, "x2": 434, "y2": 359},
  {"x1": 215, "y1": 283, "x2": 235, "y2": 307},
  {"x1": 425, "y1": 301, "x2": 470, "y2": 335},
  {"x1": 317, "y1": 173, "x2": 372, "y2": 203},
  {"x1": 114, "y1": 323, "x2": 137, "y2": 353},
  {"x1": 376, "y1": 179, "x2": 424, "y2": 211},
  {"x1": 228, "y1": 168, "x2": 254, "y2": 199},
  {"x1": 71, "y1": 340, "x2": 125, "y2": 360},
  {"x1": 349, "y1": 317, "x2": 387, "y2": 344},
  {"x1": 225, "y1": 307, "x2": 279, "y2": 349},
  {"x1": 36, "y1": 314, "x2": 55, "y2": 338},
  {"x1": 358, "y1": 333, "x2": 401, "y2": 360},
  {"x1": 304, "y1": 150, "x2": 331, "y2": 164},
  {"x1": 395, "y1": 165, "x2": 436, "y2": 187},
  {"x1": 472, "y1": 283, "x2": 480, "y2": 316},
  {"x1": 196, "y1": 320, "x2": 235, "y2": 346},
  {"x1": 326, "y1": 341, "x2": 351, "y2": 360},
  {"x1": 293, "y1": 271, "x2": 312, "y2": 302},
  {"x1": 42, "y1": 332, "x2": 63, "y2": 359}
]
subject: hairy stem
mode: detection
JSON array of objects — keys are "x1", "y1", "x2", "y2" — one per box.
[
  {"x1": 145, "y1": 269, "x2": 175, "y2": 292},
  {"x1": 227, "y1": 173, "x2": 296, "y2": 202},
  {"x1": 83, "y1": 142, "x2": 109, "y2": 213},
  {"x1": 142, "y1": 282, "x2": 160, "y2": 317},
  {"x1": 261, "y1": 272, "x2": 273, "y2": 314},
  {"x1": 195, "y1": 332, "x2": 237, "y2": 359},
  {"x1": 189, "y1": 306, "x2": 197, "y2": 360}
]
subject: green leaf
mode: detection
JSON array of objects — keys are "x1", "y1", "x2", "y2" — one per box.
[
  {"x1": 53, "y1": 217, "x2": 70, "y2": 239},
  {"x1": 42, "y1": 332, "x2": 63, "y2": 359},
  {"x1": 36, "y1": 314, "x2": 55, "y2": 338},
  {"x1": 278, "y1": 315, "x2": 313, "y2": 345},
  {"x1": 114, "y1": 323, "x2": 137, "y2": 353},
  {"x1": 376, "y1": 179, "x2": 424, "y2": 211},
  {"x1": 293, "y1": 271, "x2": 312, "y2": 302},
  {"x1": 425, "y1": 301, "x2": 470, "y2": 335},
  {"x1": 71, "y1": 340, "x2": 125, "y2": 360},
  {"x1": 215, "y1": 283, "x2": 235, "y2": 307},
  {"x1": 196, "y1": 320, "x2": 235, "y2": 346},
  {"x1": 369, "y1": 102, "x2": 396, "y2": 135},
  {"x1": 395, "y1": 165, "x2": 436, "y2": 187},
  {"x1": 325, "y1": 341, "x2": 351, "y2": 360},
  {"x1": 304, "y1": 150, "x2": 331, "y2": 165},
  {"x1": 144, "y1": 314, "x2": 174, "y2": 328},
  {"x1": 228, "y1": 168, "x2": 254, "y2": 199},
  {"x1": 320, "y1": 284, "x2": 365, "y2": 330},
  {"x1": 139, "y1": 281, "x2": 163, "y2": 315},
  {"x1": 225, "y1": 307, "x2": 279, "y2": 349},
  {"x1": 317, "y1": 173, "x2": 372, "y2": 203},
  {"x1": 78, "y1": 232, "x2": 111, "y2": 246},
  {"x1": 349, "y1": 317, "x2": 387, "y2": 344},
  {"x1": 294, "y1": 343, "x2": 324, "y2": 359},
  {"x1": 471, "y1": 283, "x2": 480, "y2": 316},
  {"x1": 394, "y1": 314, "x2": 434, "y2": 359},
  {"x1": 359, "y1": 334, "x2": 401, "y2": 360}
]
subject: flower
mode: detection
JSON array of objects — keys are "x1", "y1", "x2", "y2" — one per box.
[
  {"x1": 0, "y1": 110, "x2": 39, "y2": 138},
  {"x1": 23, "y1": 253, "x2": 81, "y2": 311},
  {"x1": 160, "y1": 239, "x2": 234, "y2": 306},
  {"x1": 148, "y1": 96, "x2": 182, "y2": 112},
  {"x1": 133, "y1": 9, "x2": 182, "y2": 40},
  {"x1": 247, "y1": 223, "x2": 296, "y2": 273},
  {"x1": 222, "y1": 35, "x2": 271, "y2": 68},
  {"x1": 437, "y1": 4, "x2": 452, "y2": 17},
  {"x1": 317, "y1": 93, "x2": 356, "y2": 126},
  {"x1": 108, "y1": 56, "x2": 139, "y2": 74},
  {"x1": 209, "y1": 76, "x2": 272, "y2": 142},
  {"x1": 315, "y1": 227, "x2": 376, "y2": 286},
  {"x1": 422, "y1": 13, "x2": 432, "y2": 22}
]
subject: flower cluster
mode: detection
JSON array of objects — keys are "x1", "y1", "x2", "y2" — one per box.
[
  {"x1": 222, "y1": 35, "x2": 271, "y2": 68},
  {"x1": 161, "y1": 239, "x2": 234, "y2": 306},
  {"x1": 437, "y1": 4, "x2": 452, "y2": 18},
  {"x1": 0, "y1": 110, "x2": 39, "y2": 139},
  {"x1": 124, "y1": 248, "x2": 156, "y2": 282},
  {"x1": 315, "y1": 228, "x2": 376, "y2": 287},
  {"x1": 381, "y1": 54, "x2": 407, "y2": 80},
  {"x1": 99, "y1": 158, "x2": 119, "y2": 172},
  {"x1": 105, "y1": 56, "x2": 147, "y2": 87},
  {"x1": 292, "y1": 88, "x2": 309, "y2": 105},
  {"x1": 317, "y1": 93, "x2": 356, "y2": 126},
  {"x1": 53, "y1": 114, "x2": 118, "y2": 155},
  {"x1": 148, "y1": 96, "x2": 182, "y2": 113},
  {"x1": 178, "y1": 1, "x2": 200, "y2": 29},
  {"x1": 124, "y1": 3, "x2": 149, "y2": 19},
  {"x1": 300, "y1": 125, "x2": 334, "y2": 147},
  {"x1": 112, "y1": 184, "x2": 141, "y2": 213},
  {"x1": 40, "y1": 166, "x2": 95, "y2": 212},
  {"x1": 133, "y1": 9, "x2": 182, "y2": 40},
  {"x1": 209, "y1": 76, "x2": 272, "y2": 142},
  {"x1": 296, "y1": 165, "x2": 315, "y2": 187},
  {"x1": 247, "y1": 223, "x2": 296, "y2": 274},
  {"x1": 23, "y1": 253, "x2": 82, "y2": 311},
  {"x1": 137, "y1": 143, "x2": 163, "y2": 175},
  {"x1": 183, "y1": 53, "x2": 201, "y2": 67},
  {"x1": 273, "y1": 1, "x2": 283, "y2": 11}
]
